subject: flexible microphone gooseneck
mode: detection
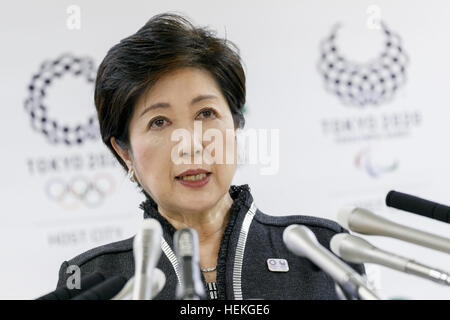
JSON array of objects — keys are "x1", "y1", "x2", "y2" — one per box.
[
  {"x1": 71, "y1": 276, "x2": 128, "y2": 300},
  {"x1": 36, "y1": 272, "x2": 105, "y2": 300}
]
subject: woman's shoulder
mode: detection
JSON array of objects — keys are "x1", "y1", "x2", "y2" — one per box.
[
  {"x1": 56, "y1": 236, "x2": 135, "y2": 288},
  {"x1": 65, "y1": 236, "x2": 135, "y2": 269},
  {"x1": 253, "y1": 207, "x2": 345, "y2": 234}
]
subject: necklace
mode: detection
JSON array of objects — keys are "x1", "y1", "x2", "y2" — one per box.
[{"x1": 201, "y1": 266, "x2": 217, "y2": 273}]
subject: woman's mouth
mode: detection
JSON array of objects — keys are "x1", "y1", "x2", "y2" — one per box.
[
  {"x1": 176, "y1": 172, "x2": 209, "y2": 181},
  {"x1": 175, "y1": 172, "x2": 212, "y2": 188}
]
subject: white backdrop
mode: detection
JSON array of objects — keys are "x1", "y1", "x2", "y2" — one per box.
[{"x1": 1, "y1": 0, "x2": 449, "y2": 299}]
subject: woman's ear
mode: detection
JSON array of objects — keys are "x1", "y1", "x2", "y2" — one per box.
[{"x1": 111, "y1": 137, "x2": 133, "y2": 169}]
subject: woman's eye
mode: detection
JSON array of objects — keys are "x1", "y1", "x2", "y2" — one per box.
[
  {"x1": 149, "y1": 117, "x2": 169, "y2": 130},
  {"x1": 197, "y1": 108, "x2": 218, "y2": 120}
]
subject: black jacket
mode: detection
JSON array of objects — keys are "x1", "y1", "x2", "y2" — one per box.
[{"x1": 56, "y1": 184, "x2": 365, "y2": 300}]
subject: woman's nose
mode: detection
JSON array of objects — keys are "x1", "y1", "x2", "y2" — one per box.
[
  {"x1": 181, "y1": 141, "x2": 202, "y2": 157},
  {"x1": 179, "y1": 123, "x2": 203, "y2": 159}
]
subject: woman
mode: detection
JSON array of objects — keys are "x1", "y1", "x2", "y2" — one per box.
[{"x1": 56, "y1": 12, "x2": 365, "y2": 300}]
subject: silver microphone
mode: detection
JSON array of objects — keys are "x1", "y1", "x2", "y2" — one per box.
[
  {"x1": 132, "y1": 218, "x2": 163, "y2": 300},
  {"x1": 174, "y1": 228, "x2": 206, "y2": 300},
  {"x1": 283, "y1": 224, "x2": 380, "y2": 300},
  {"x1": 331, "y1": 233, "x2": 450, "y2": 286},
  {"x1": 338, "y1": 207, "x2": 450, "y2": 254},
  {"x1": 112, "y1": 268, "x2": 166, "y2": 300}
]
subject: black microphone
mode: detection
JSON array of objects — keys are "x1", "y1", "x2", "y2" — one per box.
[
  {"x1": 386, "y1": 190, "x2": 450, "y2": 224},
  {"x1": 37, "y1": 272, "x2": 105, "y2": 300},
  {"x1": 71, "y1": 275, "x2": 128, "y2": 300},
  {"x1": 174, "y1": 228, "x2": 206, "y2": 300}
]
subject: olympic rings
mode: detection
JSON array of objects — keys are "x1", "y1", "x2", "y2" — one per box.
[{"x1": 45, "y1": 173, "x2": 116, "y2": 210}]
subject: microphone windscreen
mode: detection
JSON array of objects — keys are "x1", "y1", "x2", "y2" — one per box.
[
  {"x1": 386, "y1": 190, "x2": 429, "y2": 214},
  {"x1": 386, "y1": 190, "x2": 450, "y2": 223}
]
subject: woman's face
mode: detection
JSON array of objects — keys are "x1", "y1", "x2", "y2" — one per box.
[{"x1": 120, "y1": 67, "x2": 237, "y2": 214}]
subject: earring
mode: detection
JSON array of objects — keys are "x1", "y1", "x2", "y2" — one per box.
[{"x1": 127, "y1": 167, "x2": 136, "y2": 183}]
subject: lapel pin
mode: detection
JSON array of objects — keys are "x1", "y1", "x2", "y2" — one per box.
[{"x1": 267, "y1": 258, "x2": 289, "y2": 272}]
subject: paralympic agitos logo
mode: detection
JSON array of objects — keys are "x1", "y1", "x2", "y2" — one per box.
[
  {"x1": 354, "y1": 147, "x2": 399, "y2": 178},
  {"x1": 318, "y1": 21, "x2": 409, "y2": 107},
  {"x1": 24, "y1": 53, "x2": 99, "y2": 145}
]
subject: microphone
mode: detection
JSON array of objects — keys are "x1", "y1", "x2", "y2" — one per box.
[
  {"x1": 112, "y1": 268, "x2": 166, "y2": 300},
  {"x1": 132, "y1": 218, "x2": 163, "y2": 300},
  {"x1": 338, "y1": 207, "x2": 450, "y2": 254},
  {"x1": 37, "y1": 272, "x2": 105, "y2": 300},
  {"x1": 386, "y1": 190, "x2": 450, "y2": 224},
  {"x1": 174, "y1": 228, "x2": 206, "y2": 300},
  {"x1": 72, "y1": 275, "x2": 128, "y2": 300},
  {"x1": 283, "y1": 224, "x2": 380, "y2": 300},
  {"x1": 331, "y1": 233, "x2": 450, "y2": 286}
]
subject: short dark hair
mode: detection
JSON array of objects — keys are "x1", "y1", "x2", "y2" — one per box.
[{"x1": 94, "y1": 12, "x2": 246, "y2": 172}]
